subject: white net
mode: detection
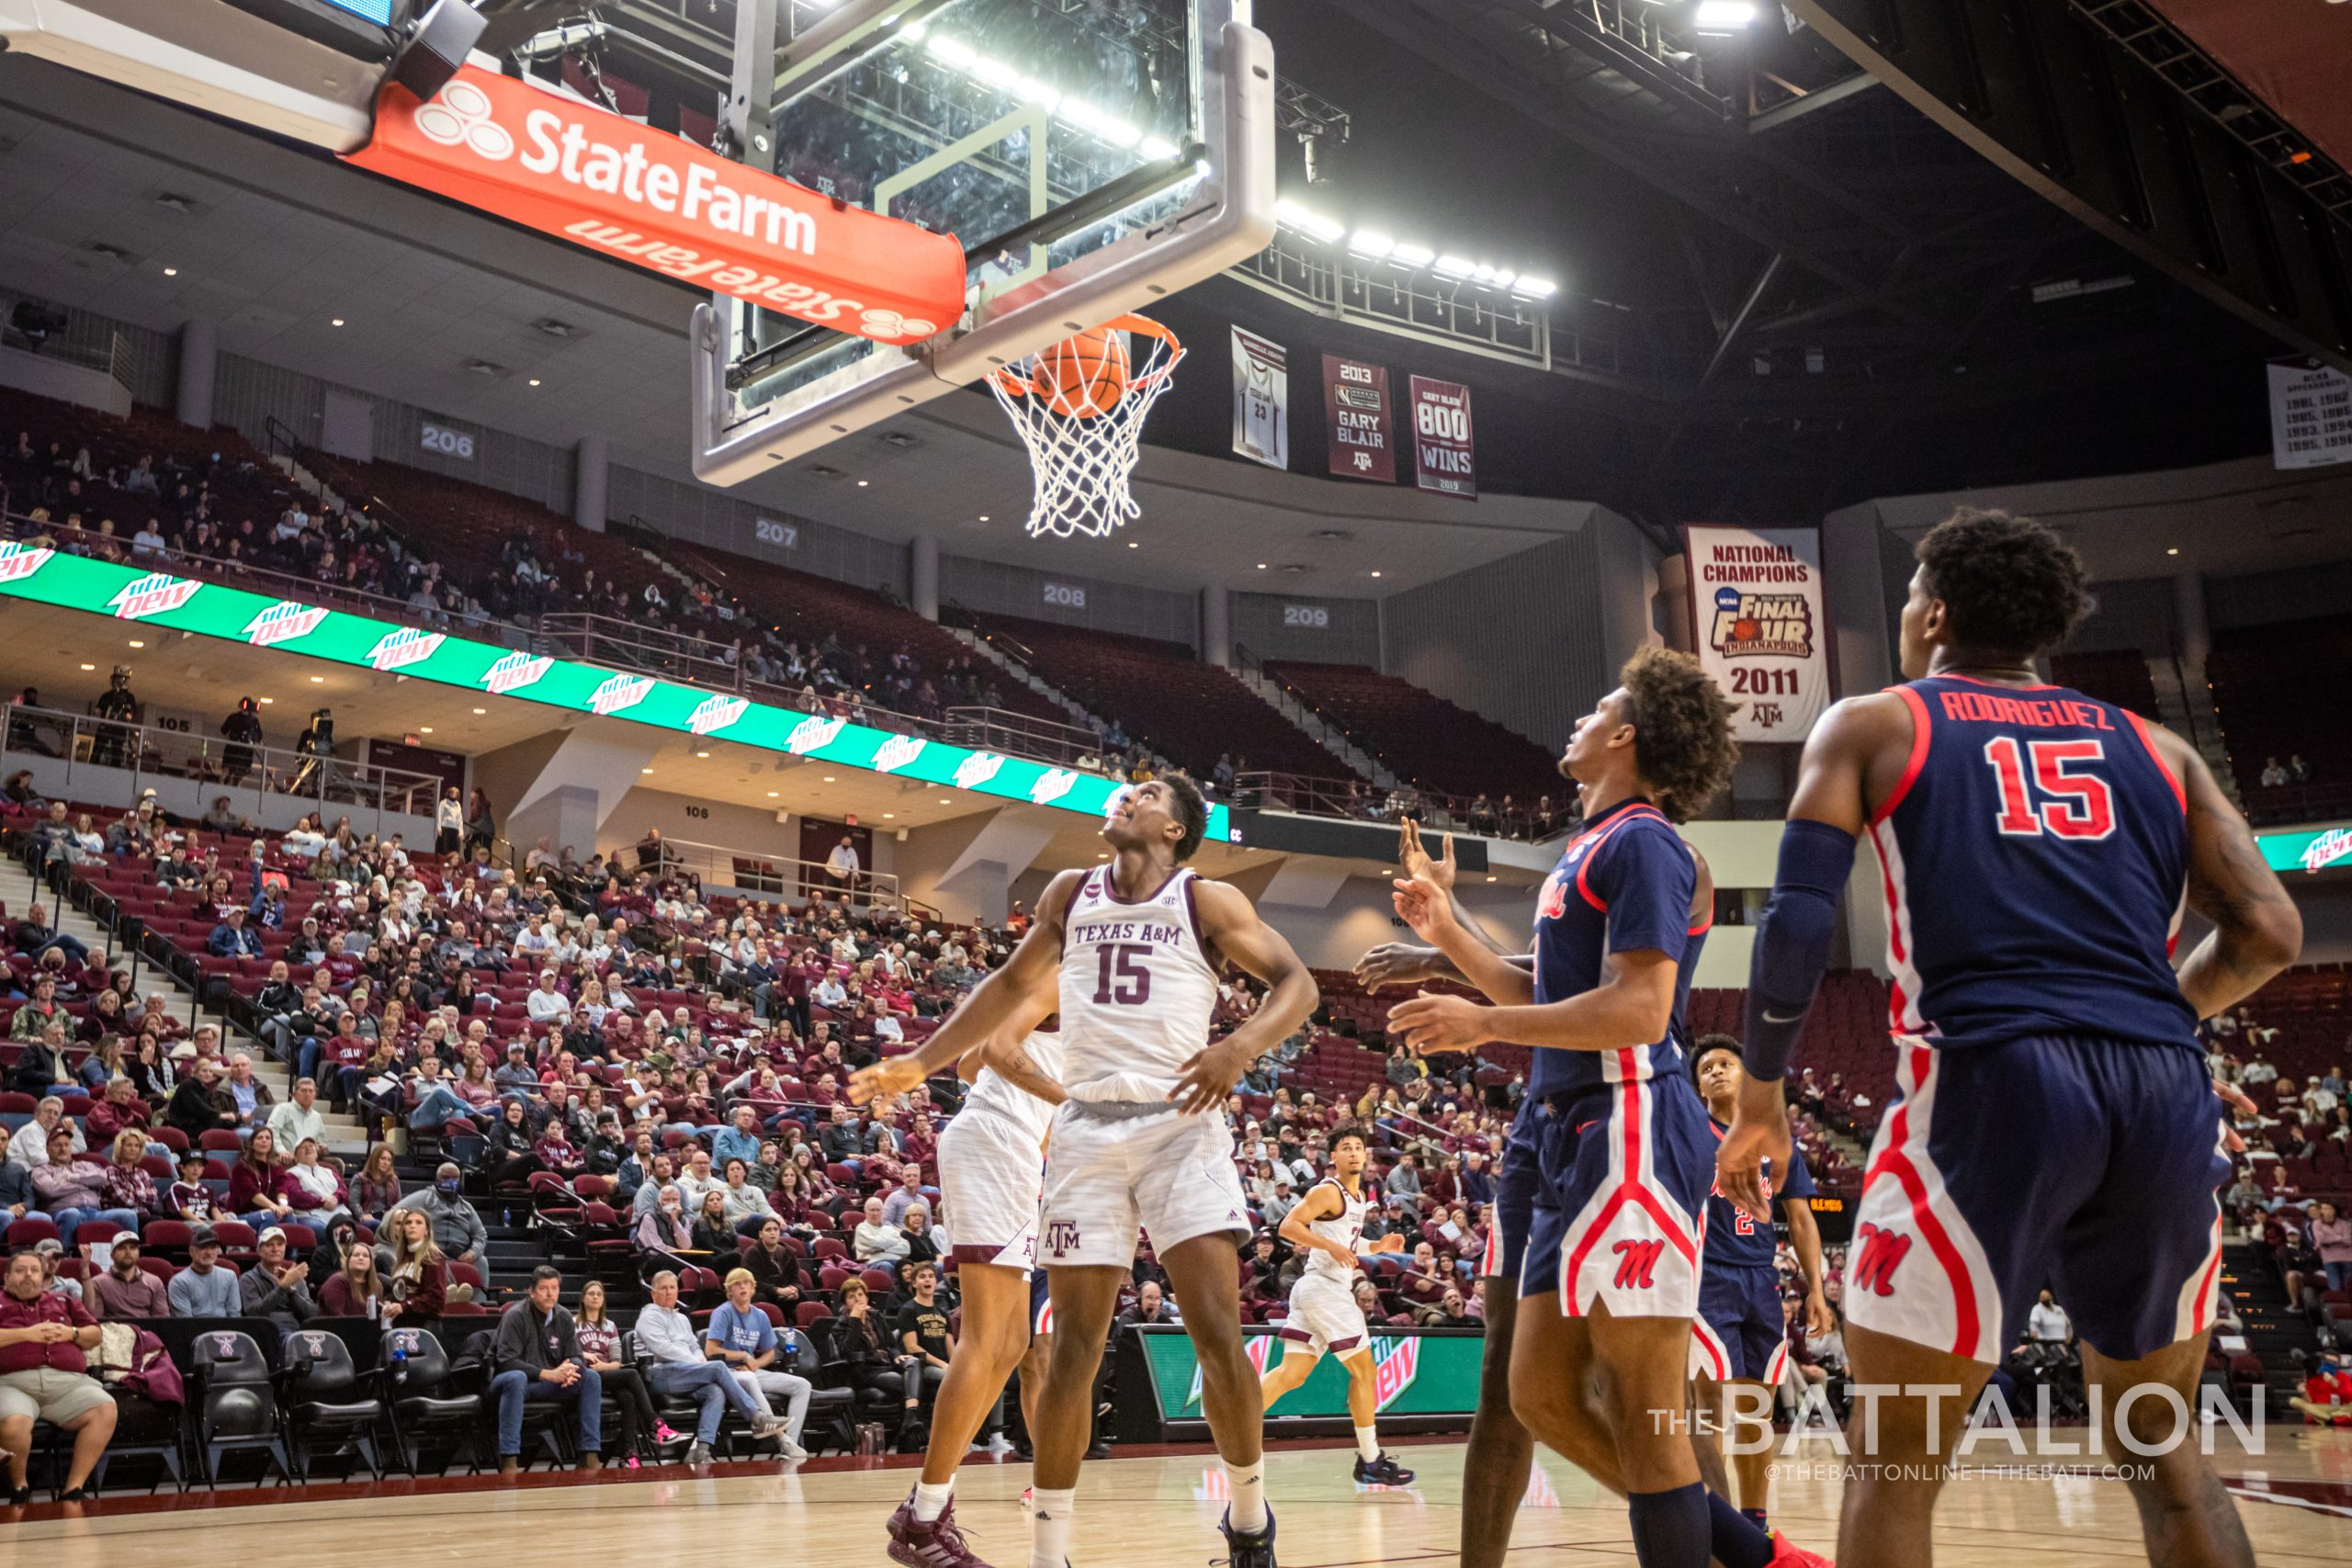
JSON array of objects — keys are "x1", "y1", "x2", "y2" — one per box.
[{"x1": 989, "y1": 318, "x2": 1184, "y2": 540}]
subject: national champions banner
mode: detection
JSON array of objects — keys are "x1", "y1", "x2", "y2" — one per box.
[
  {"x1": 1323, "y1": 354, "x2": 1395, "y2": 482},
  {"x1": 1408, "y1": 375, "x2": 1476, "y2": 498},
  {"x1": 1231, "y1": 327, "x2": 1289, "y2": 470},
  {"x1": 1682, "y1": 525, "x2": 1831, "y2": 743},
  {"x1": 2267, "y1": 356, "x2": 2352, "y2": 470}
]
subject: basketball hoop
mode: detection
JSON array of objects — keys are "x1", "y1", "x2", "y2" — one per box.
[{"x1": 989, "y1": 315, "x2": 1184, "y2": 540}]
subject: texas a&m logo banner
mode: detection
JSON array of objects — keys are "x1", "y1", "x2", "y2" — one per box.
[{"x1": 1681, "y1": 525, "x2": 1832, "y2": 744}]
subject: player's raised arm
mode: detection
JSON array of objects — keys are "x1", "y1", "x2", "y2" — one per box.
[
  {"x1": 2166, "y1": 729, "x2": 2301, "y2": 1018},
  {"x1": 848, "y1": 869, "x2": 1080, "y2": 1105},
  {"x1": 1166, "y1": 879, "x2": 1320, "y2": 1114},
  {"x1": 1356, "y1": 820, "x2": 1528, "y2": 990},
  {"x1": 1716, "y1": 692, "x2": 1908, "y2": 1219}
]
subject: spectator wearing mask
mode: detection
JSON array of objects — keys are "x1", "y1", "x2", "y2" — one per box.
[{"x1": 390, "y1": 1162, "x2": 489, "y2": 1267}]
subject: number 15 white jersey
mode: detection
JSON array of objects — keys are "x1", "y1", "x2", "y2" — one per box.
[{"x1": 1055, "y1": 865, "x2": 1221, "y2": 1105}]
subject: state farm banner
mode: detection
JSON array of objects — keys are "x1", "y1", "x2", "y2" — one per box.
[
  {"x1": 1408, "y1": 376, "x2": 1476, "y2": 498},
  {"x1": 1682, "y1": 525, "x2": 1831, "y2": 743},
  {"x1": 1232, "y1": 328, "x2": 1289, "y2": 469},
  {"x1": 1323, "y1": 355, "x2": 1395, "y2": 482},
  {"x1": 2267, "y1": 356, "x2": 2352, "y2": 470},
  {"x1": 344, "y1": 66, "x2": 965, "y2": 346}
]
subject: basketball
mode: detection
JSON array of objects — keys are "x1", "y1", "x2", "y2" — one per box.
[{"x1": 1036, "y1": 325, "x2": 1130, "y2": 418}]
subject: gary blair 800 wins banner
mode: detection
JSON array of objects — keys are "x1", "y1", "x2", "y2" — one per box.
[{"x1": 1681, "y1": 525, "x2": 1831, "y2": 743}]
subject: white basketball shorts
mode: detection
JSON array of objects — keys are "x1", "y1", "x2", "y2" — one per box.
[
  {"x1": 937, "y1": 1108, "x2": 1046, "y2": 1275},
  {"x1": 1279, "y1": 1269, "x2": 1371, "y2": 1359},
  {"x1": 1038, "y1": 1103, "x2": 1251, "y2": 1268}
]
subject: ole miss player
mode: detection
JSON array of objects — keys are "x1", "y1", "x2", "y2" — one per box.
[
  {"x1": 1688, "y1": 1034, "x2": 1827, "y2": 1534},
  {"x1": 1389, "y1": 649, "x2": 1823, "y2": 1568},
  {"x1": 1718, "y1": 509, "x2": 2301, "y2": 1568}
]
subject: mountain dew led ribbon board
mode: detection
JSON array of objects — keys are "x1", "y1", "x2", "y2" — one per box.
[
  {"x1": 0, "y1": 543, "x2": 1230, "y2": 842},
  {"x1": 1125, "y1": 1327, "x2": 1483, "y2": 1438}
]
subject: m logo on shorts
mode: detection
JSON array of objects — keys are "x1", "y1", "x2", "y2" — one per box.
[
  {"x1": 1045, "y1": 1219, "x2": 1081, "y2": 1256},
  {"x1": 1851, "y1": 1221, "x2": 1912, "y2": 1298},
  {"x1": 1611, "y1": 1238, "x2": 1665, "y2": 1291}
]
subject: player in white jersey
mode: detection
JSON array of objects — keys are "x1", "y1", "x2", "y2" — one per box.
[
  {"x1": 881, "y1": 1021, "x2": 1068, "y2": 1568},
  {"x1": 856, "y1": 776, "x2": 1319, "y2": 1568},
  {"x1": 1256, "y1": 1128, "x2": 1415, "y2": 1485}
]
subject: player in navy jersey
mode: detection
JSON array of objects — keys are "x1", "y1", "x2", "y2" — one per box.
[
  {"x1": 1687, "y1": 1035, "x2": 1827, "y2": 1534},
  {"x1": 1388, "y1": 649, "x2": 1825, "y2": 1568},
  {"x1": 1718, "y1": 508, "x2": 2300, "y2": 1568}
]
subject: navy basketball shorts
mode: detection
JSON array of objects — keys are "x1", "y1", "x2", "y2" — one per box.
[
  {"x1": 1848, "y1": 1034, "x2": 2230, "y2": 1363},
  {"x1": 1482, "y1": 1115, "x2": 1543, "y2": 1285},
  {"x1": 1691, "y1": 1264, "x2": 1789, "y2": 1384},
  {"x1": 1521, "y1": 1077, "x2": 1714, "y2": 1318},
  {"x1": 1030, "y1": 1265, "x2": 1053, "y2": 1337}
]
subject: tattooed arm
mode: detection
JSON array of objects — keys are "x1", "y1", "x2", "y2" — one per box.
[{"x1": 2160, "y1": 727, "x2": 2301, "y2": 1019}]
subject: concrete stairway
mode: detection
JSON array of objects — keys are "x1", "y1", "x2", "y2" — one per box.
[
  {"x1": 1231, "y1": 666, "x2": 1395, "y2": 787},
  {"x1": 5, "y1": 853, "x2": 370, "y2": 1159}
]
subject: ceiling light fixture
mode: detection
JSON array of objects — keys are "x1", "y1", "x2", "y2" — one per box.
[
  {"x1": 78, "y1": 662, "x2": 95, "y2": 671},
  {"x1": 1694, "y1": 0, "x2": 1758, "y2": 30},
  {"x1": 767, "y1": 791, "x2": 779, "y2": 797},
  {"x1": 528, "y1": 378, "x2": 541, "y2": 387},
  {"x1": 2167, "y1": 547, "x2": 2180, "y2": 556},
  {"x1": 331, "y1": 318, "x2": 345, "y2": 327},
  {"x1": 419, "y1": 727, "x2": 433, "y2": 734},
  {"x1": 309, "y1": 675, "x2": 324, "y2": 683},
  {"x1": 641, "y1": 767, "x2": 654, "y2": 773},
  {"x1": 126, "y1": 639, "x2": 144, "y2": 649},
  {"x1": 822, "y1": 775, "x2": 836, "y2": 783},
  {"x1": 1389, "y1": 243, "x2": 1436, "y2": 267},
  {"x1": 695, "y1": 750, "x2": 710, "y2": 758},
  {"x1": 162, "y1": 266, "x2": 177, "y2": 276},
  {"x1": 1346, "y1": 231, "x2": 1395, "y2": 260},
  {"x1": 856, "y1": 479, "x2": 869, "y2": 487},
  {"x1": 1272, "y1": 198, "x2": 1345, "y2": 244},
  {"x1": 1370, "y1": 570, "x2": 1383, "y2": 578},
  {"x1": 470, "y1": 706, "x2": 485, "y2": 714},
  {"x1": 257, "y1": 697, "x2": 274, "y2": 705}
]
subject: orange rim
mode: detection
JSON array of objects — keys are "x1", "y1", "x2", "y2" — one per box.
[{"x1": 989, "y1": 314, "x2": 1185, "y2": 401}]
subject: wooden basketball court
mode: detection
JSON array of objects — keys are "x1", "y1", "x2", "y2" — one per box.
[{"x1": 13, "y1": 1429, "x2": 2350, "y2": 1565}]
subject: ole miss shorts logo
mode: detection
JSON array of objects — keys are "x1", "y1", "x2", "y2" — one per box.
[
  {"x1": 413, "y1": 80, "x2": 514, "y2": 162},
  {"x1": 1851, "y1": 1221, "x2": 1911, "y2": 1297},
  {"x1": 1611, "y1": 1238, "x2": 1666, "y2": 1290}
]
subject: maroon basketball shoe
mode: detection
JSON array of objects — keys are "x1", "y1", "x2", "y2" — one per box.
[{"x1": 887, "y1": 1493, "x2": 992, "y2": 1568}]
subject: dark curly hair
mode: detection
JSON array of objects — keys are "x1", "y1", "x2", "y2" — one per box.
[
  {"x1": 1620, "y1": 646, "x2": 1739, "y2": 824},
  {"x1": 1688, "y1": 1032, "x2": 1743, "y2": 1085},
  {"x1": 1159, "y1": 772, "x2": 1208, "y2": 863},
  {"x1": 1914, "y1": 507, "x2": 2090, "y2": 661}
]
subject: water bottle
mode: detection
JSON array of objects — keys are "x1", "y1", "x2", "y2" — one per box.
[{"x1": 390, "y1": 1339, "x2": 410, "y2": 1386}]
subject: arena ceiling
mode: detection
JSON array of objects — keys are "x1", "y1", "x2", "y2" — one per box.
[{"x1": 1, "y1": 0, "x2": 2345, "y2": 571}]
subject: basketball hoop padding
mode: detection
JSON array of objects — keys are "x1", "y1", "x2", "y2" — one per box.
[{"x1": 989, "y1": 315, "x2": 1184, "y2": 540}]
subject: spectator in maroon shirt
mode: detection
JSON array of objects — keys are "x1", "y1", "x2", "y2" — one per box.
[
  {"x1": 84, "y1": 1077, "x2": 150, "y2": 1145},
  {"x1": 87, "y1": 1233, "x2": 170, "y2": 1321},
  {"x1": 0, "y1": 1250, "x2": 117, "y2": 1502}
]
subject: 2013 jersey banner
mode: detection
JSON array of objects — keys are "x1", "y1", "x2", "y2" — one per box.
[
  {"x1": 1680, "y1": 524, "x2": 1833, "y2": 744},
  {"x1": 0, "y1": 542, "x2": 1230, "y2": 842}
]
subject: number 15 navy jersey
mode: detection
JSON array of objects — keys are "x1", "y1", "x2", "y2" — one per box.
[{"x1": 1869, "y1": 674, "x2": 2196, "y2": 1053}]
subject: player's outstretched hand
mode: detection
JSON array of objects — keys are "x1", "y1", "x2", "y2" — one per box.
[
  {"x1": 1167, "y1": 1038, "x2": 1252, "y2": 1116},
  {"x1": 1387, "y1": 990, "x2": 1489, "y2": 1054},
  {"x1": 1355, "y1": 942, "x2": 1438, "y2": 991},
  {"x1": 848, "y1": 1057, "x2": 924, "y2": 1107},
  {"x1": 1391, "y1": 874, "x2": 1456, "y2": 942},
  {"x1": 2212, "y1": 1077, "x2": 2257, "y2": 1153},
  {"x1": 1399, "y1": 819, "x2": 1457, "y2": 891},
  {"x1": 1714, "y1": 1108, "x2": 1790, "y2": 1226},
  {"x1": 1803, "y1": 1287, "x2": 1835, "y2": 1338}
]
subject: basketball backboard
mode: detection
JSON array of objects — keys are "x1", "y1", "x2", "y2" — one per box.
[{"x1": 689, "y1": 0, "x2": 1273, "y2": 488}]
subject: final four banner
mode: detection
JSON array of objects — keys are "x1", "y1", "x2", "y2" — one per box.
[
  {"x1": 0, "y1": 541, "x2": 1232, "y2": 843},
  {"x1": 1680, "y1": 525, "x2": 1832, "y2": 743},
  {"x1": 1231, "y1": 326, "x2": 1289, "y2": 470}
]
